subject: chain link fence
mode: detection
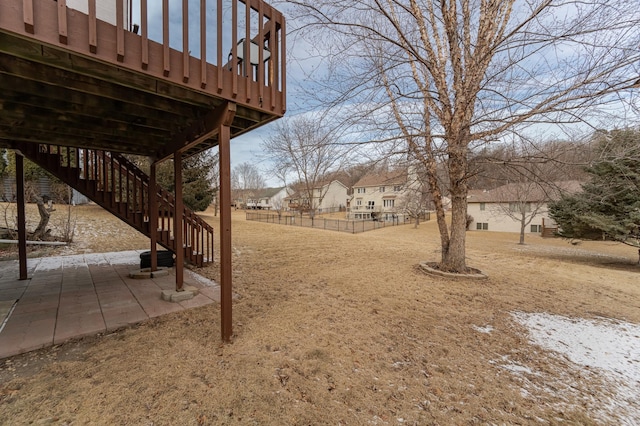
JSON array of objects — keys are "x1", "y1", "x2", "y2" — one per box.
[{"x1": 245, "y1": 211, "x2": 428, "y2": 233}]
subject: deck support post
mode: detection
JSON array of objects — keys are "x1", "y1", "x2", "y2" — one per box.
[
  {"x1": 174, "y1": 153, "x2": 184, "y2": 291},
  {"x1": 149, "y1": 162, "x2": 158, "y2": 272},
  {"x1": 16, "y1": 152, "x2": 28, "y2": 280},
  {"x1": 219, "y1": 102, "x2": 236, "y2": 342}
]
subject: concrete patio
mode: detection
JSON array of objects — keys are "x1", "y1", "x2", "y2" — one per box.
[{"x1": 0, "y1": 251, "x2": 220, "y2": 359}]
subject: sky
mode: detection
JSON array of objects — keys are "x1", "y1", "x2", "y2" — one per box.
[{"x1": 77, "y1": 0, "x2": 640, "y2": 187}]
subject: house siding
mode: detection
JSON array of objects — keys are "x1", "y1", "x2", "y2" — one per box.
[
  {"x1": 349, "y1": 184, "x2": 406, "y2": 221},
  {"x1": 246, "y1": 187, "x2": 292, "y2": 210},
  {"x1": 318, "y1": 182, "x2": 348, "y2": 212},
  {"x1": 467, "y1": 202, "x2": 548, "y2": 233},
  {"x1": 466, "y1": 181, "x2": 581, "y2": 234}
]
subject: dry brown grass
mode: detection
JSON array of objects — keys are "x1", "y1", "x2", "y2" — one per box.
[{"x1": 1, "y1": 205, "x2": 639, "y2": 424}]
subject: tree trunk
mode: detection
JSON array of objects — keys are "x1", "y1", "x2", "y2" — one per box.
[
  {"x1": 32, "y1": 196, "x2": 53, "y2": 240},
  {"x1": 519, "y1": 214, "x2": 526, "y2": 245},
  {"x1": 442, "y1": 191, "x2": 468, "y2": 272},
  {"x1": 440, "y1": 138, "x2": 469, "y2": 272}
]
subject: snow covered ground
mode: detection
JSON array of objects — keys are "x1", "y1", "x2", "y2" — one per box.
[{"x1": 512, "y1": 312, "x2": 640, "y2": 424}]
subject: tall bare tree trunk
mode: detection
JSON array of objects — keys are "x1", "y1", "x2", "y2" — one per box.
[{"x1": 440, "y1": 133, "x2": 469, "y2": 271}]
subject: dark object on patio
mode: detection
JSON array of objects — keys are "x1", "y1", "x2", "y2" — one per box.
[{"x1": 140, "y1": 250, "x2": 175, "y2": 269}]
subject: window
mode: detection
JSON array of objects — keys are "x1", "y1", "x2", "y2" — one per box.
[
  {"x1": 380, "y1": 186, "x2": 385, "y2": 192},
  {"x1": 357, "y1": 187, "x2": 366, "y2": 194},
  {"x1": 393, "y1": 185, "x2": 402, "y2": 192},
  {"x1": 531, "y1": 224, "x2": 541, "y2": 233},
  {"x1": 356, "y1": 199, "x2": 362, "y2": 206},
  {"x1": 383, "y1": 199, "x2": 395, "y2": 208},
  {"x1": 367, "y1": 201, "x2": 375, "y2": 209},
  {"x1": 480, "y1": 203, "x2": 485, "y2": 211},
  {"x1": 476, "y1": 222, "x2": 488, "y2": 230},
  {"x1": 509, "y1": 202, "x2": 532, "y2": 213}
]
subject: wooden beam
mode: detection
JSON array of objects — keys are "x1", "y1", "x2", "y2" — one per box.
[
  {"x1": 116, "y1": 0, "x2": 125, "y2": 62},
  {"x1": 174, "y1": 153, "x2": 184, "y2": 291},
  {"x1": 150, "y1": 162, "x2": 158, "y2": 272},
  {"x1": 57, "y1": 0, "x2": 68, "y2": 45},
  {"x1": 200, "y1": 0, "x2": 207, "y2": 89},
  {"x1": 0, "y1": 102, "x2": 169, "y2": 141},
  {"x1": 88, "y1": 0, "x2": 97, "y2": 53},
  {"x1": 15, "y1": 152, "x2": 28, "y2": 280},
  {"x1": 219, "y1": 105, "x2": 234, "y2": 341},
  {"x1": 141, "y1": 0, "x2": 148, "y2": 69},
  {"x1": 154, "y1": 102, "x2": 237, "y2": 162},
  {"x1": 217, "y1": 0, "x2": 223, "y2": 93},
  {"x1": 182, "y1": 0, "x2": 189, "y2": 83},
  {"x1": 23, "y1": 0, "x2": 34, "y2": 34},
  {"x1": 0, "y1": 80, "x2": 187, "y2": 134},
  {"x1": 0, "y1": 50, "x2": 207, "y2": 116},
  {"x1": 162, "y1": 0, "x2": 170, "y2": 77}
]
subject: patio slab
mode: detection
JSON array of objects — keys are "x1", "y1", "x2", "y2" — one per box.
[{"x1": 0, "y1": 250, "x2": 220, "y2": 359}]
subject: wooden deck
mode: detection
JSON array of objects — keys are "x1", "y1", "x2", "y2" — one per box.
[
  {"x1": 0, "y1": 0, "x2": 286, "y2": 342},
  {"x1": 0, "y1": 0, "x2": 286, "y2": 158}
]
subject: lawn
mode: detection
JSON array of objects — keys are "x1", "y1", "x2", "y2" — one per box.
[{"x1": 1, "y1": 204, "x2": 639, "y2": 424}]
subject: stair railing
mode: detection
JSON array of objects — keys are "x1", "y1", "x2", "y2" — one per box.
[{"x1": 24, "y1": 144, "x2": 214, "y2": 266}]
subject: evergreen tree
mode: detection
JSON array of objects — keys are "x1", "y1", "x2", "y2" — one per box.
[
  {"x1": 155, "y1": 152, "x2": 217, "y2": 212},
  {"x1": 549, "y1": 129, "x2": 640, "y2": 264}
]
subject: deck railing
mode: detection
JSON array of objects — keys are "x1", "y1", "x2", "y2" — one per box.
[{"x1": 0, "y1": 0, "x2": 286, "y2": 115}]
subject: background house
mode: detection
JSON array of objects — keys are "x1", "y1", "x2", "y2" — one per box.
[
  {"x1": 287, "y1": 180, "x2": 348, "y2": 214},
  {"x1": 1, "y1": 177, "x2": 89, "y2": 205},
  {"x1": 348, "y1": 167, "x2": 440, "y2": 222},
  {"x1": 349, "y1": 170, "x2": 408, "y2": 221},
  {"x1": 467, "y1": 181, "x2": 582, "y2": 235},
  {"x1": 246, "y1": 187, "x2": 291, "y2": 210}
]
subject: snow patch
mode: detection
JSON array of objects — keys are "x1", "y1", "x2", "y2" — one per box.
[
  {"x1": 34, "y1": 257, "x2": 63, "y2": 272},
  {"x1": 185, "y1": 269, "x2": 218, "y2": 287},
  {"x1": 512, "y1": 311, "x2": 640, "y2": 424},
  {"x1": 490, "y1": 355, "x2": 540, "y2": 376},
  {"x1": 103, "y1": 250, "x2": 144, "y2": 265},
  {"x1": 472, "y1": 324, "x2": 494, "y2": 334}
]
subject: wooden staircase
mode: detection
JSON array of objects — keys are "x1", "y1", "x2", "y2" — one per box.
[{"x1": 20, "y1": 144, "x2": 214, "y2": 267}]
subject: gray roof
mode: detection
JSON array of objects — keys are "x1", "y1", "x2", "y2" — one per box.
[{"x1": 467, "y1": 181, "x2": 582, "y2": 203}]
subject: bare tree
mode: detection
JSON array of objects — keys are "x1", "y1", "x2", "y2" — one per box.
[
  {"x1": 489, "y1": 182, "x2": 549, "y2": 245},
  {"x1": 288, "y1": 0, "x2": 640, "y2": 272},
  {"x1": 470, "y1": 136, "x2": 596, "y2": 191},
  {"x1": 471, "y1": 138, "x2": 588, "y2": 243},
  {"x1": 261, "y1": 115, "x2": 349, "y2": 214},
  {"x1": 32, "y1": 194, "x2": 54, "y2": 240},
  {"x1": 231, "y1": 162, "x2": 265, "y2": 209}
]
